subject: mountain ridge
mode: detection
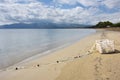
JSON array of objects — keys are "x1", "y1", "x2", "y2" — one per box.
[{"x1": 0, "y1": 22, "x2": 92, "y2": 29}]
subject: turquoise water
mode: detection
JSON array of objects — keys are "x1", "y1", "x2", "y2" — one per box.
[{"x1": 0, "y1": 29, "x2": 95, "y2": 69}]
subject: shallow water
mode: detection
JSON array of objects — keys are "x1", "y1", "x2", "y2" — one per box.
[{"x1": 0, "y1": 29, "x2": 95, "y2": 69}]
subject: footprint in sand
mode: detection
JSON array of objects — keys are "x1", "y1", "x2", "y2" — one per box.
[{"x1": 94, "y1": 57, "x2": 103, "y2": 80}]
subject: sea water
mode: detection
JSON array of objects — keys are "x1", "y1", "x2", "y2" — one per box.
[{"x1": 0, "y1": 29, "x2": 95, "y2": 69}]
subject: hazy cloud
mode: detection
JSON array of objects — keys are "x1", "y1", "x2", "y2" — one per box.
[
  {"x1": 0, "y1": 0, "x2": 120, "y2": 25},
  {"x1": 103, "y1": 0, "x2": 120, "y2": 9}
]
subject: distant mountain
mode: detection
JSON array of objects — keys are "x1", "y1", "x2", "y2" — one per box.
[{"x1": 0, "y1": 22, "x2": 92, "y2": 29}]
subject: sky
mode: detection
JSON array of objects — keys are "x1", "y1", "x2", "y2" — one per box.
[{"x1": 0, "y1": 0, "x2": 120, "y2": 25}]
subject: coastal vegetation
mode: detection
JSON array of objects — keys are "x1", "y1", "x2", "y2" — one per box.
[{"x1": 93, "y1": 21, "x2": 120, "y2": 28}]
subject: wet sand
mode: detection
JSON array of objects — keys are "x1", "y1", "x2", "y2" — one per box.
[{"x1": 0, "y1": 30, "x2": 120, "y2": 80}]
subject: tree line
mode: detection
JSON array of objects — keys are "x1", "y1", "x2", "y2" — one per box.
[{"x1": 93, "y1": 21, "x2": 120, "y2": 28}]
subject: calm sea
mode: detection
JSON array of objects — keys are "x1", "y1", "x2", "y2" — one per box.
[{"x1": 0, "y1": 29, "x2": 95, "y2": 69}]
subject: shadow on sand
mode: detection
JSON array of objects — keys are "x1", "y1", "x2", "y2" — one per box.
[{"x1": 102, "y1": 49, "x2": 120, "y2": 55}]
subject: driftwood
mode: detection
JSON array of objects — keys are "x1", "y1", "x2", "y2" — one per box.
[{"x1": 96, "y1": 39, "x2": 115, "y2": 54}]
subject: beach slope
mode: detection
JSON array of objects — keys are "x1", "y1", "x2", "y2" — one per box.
[{"x1": 0, "y1": 30, "x2": 120, "y2": 80}]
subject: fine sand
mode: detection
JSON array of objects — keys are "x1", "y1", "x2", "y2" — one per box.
[{"x1": 0, "y1": 30, "x2": 120, "y2": 80}]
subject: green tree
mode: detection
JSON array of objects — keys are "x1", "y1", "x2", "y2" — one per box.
[
  {"x1": 112, "y1": 22, "x2": 120, "y2": 27},
  {"x1": 95, "y1": 21, "x2": 113, "y2": 28}
]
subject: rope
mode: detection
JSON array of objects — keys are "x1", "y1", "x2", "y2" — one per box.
[{"x1": 0, "y1": 44, "x2": 96, "y2": 72}]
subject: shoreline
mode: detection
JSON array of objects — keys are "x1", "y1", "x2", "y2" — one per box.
[
  {"x1": 0, "y1": 30, "x2": 120, "y2": 80},
  {"x1": 1, "y1": 29, "x2": 96, "y2": 71},
  {"x1": 0, "y1": 30, "x2": 96, "y2": 80},
  {"x1": 0, "y1": 29, "x2": 95, "y2": 70},
  {"x1": 5, "y1": 42, "x2": 72, "y2": 71}
]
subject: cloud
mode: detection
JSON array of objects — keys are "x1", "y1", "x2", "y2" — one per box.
[
  {"x1": 102, "y1": 0, "x2": 120, "y2": 9},
  {"x1": 0, "y1": 0, "x2": 120, "y2": 26},
  {"x1": 86, "y1": 12, "x2": 120, "y2": 24},
  {"x1": 53, "y1": 0, "x2": 101, "y2": 7},
  {"x1": 0, "y1": 1, "x2": 88, "y2": 25},
  {"x1": 0, "y1": 0, "x2": 37, "y2": 3},
  {"x1": 53, "y1": 0, "x2": 77, "y2": 5}
]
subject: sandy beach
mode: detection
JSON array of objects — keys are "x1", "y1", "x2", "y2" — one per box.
[{"x1": 0, "y1": 30, "x2": 120, "y2": 80}]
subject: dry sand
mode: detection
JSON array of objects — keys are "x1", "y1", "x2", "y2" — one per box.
[{"x1": 0, "y1": 30, "x2": 120, "y2": 80}]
